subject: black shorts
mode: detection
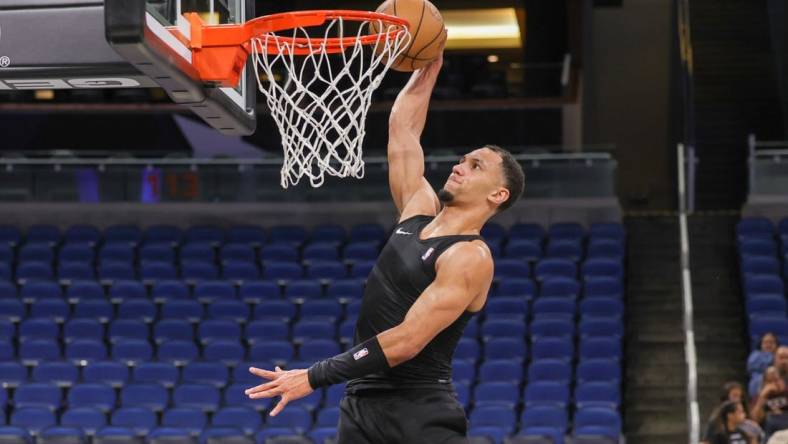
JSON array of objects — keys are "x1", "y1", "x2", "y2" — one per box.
[{"x1": 337, "y1": 389, "x2": 469, "y2": 444}]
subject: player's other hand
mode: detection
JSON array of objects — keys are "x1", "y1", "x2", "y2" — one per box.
[{"x1": 245, "y1": 366, "x2": 314, "y2": 416}]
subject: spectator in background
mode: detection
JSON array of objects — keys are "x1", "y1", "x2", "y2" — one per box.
[
  {"x1": 750, "y1": 333, "x2": 778, "y2": 397},
  {"x1": 703, "y1": 381, "x2": 763, "y2": 443},
  {"x1": 706, "y1": 401, "x2": 758, "y2": 444},
  {"x1": 751, "y1": 365, "x2": 788, "y2": 437}
]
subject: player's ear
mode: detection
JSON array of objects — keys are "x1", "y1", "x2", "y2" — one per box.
[{"x1": 488, "y1": 187, "x2": 509, "y2": 206}]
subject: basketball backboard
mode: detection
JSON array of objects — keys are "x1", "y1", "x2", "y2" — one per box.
[{"x1": 0, "y1": 0, "x2": 256, "y2": 135}]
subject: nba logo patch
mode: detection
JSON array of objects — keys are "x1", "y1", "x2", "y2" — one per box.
[
  {"x1": 421, "y1": 247, "x2": 435, "y2": 261},
  {"x1": 353, "y1": 348, "x2": 369, "y2": 360}
]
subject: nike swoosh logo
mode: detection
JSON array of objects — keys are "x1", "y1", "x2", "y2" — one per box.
[{"x1": 395, "y1": 228, "x2": 412, "y2": 235}]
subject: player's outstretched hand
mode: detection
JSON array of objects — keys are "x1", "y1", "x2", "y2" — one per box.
[{"x1": 245, "y1": 366, "x2": 314, "y2": 416}]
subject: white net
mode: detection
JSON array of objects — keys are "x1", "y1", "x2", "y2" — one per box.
[{"x1": 250, "y1": 16, "x2": 411, "y2": 188}]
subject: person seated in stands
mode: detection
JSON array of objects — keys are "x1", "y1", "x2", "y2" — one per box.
[
  {"x1": 749, "y1": 333, "x2": 778, "y2": 397},
  {"x1": 705, "y1": 401, "x2": 758, "y2": 444},
  {"x1": 751, "y1": 364, "x2": 788, "y2": 438},
  {"x1": 702, "y1": 381, "x2": 764, "y2": 443}
]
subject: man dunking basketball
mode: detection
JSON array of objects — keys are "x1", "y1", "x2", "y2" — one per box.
[{"x1": 244, "y1": 50, "x2": 525, "y2": 443}]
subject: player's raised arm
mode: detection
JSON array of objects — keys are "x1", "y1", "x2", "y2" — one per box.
[{"x1": 387, "y1": 52, "x2": 444, "y2": 219}]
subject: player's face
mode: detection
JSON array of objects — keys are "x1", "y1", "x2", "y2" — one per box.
[{"x1": 441, "y1": 148, "x2": 507, "y2": 208}]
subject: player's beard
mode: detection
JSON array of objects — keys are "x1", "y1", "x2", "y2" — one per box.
[{"x1": 437, "y1": 188, "x2": 454, "y2": 203}]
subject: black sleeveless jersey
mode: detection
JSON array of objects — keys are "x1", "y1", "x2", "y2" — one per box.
[{"x1": 346, "y1": 214, "x2": 483, "y2": 393}]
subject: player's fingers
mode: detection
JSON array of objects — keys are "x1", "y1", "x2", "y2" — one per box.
[
  {"x1": 249, "y1": 387, "x2": 282, "y2": 399},
  {"x1": 245, "y1": 379, "x2": 279, "y2": 395},
  {"x1": 270, "y1": 396, "x2": 289, "y2": 417},
  {"x1": 248, "y1": 367, "x2": 278, "y2": 379}
]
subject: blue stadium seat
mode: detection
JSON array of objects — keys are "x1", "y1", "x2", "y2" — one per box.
[
  {"x1": 117, "y1": 300, "x2": 157, "y2": 323},
  {"x1": 573, "y1": 407, "x2": 621, "y2": 440},
  {"x1": 778, "y1": 218, "x2": 788, "y2": 235},
  {"x1": 0, "y1": 244, "x2": 11, "y2": 265},
  {"x1": 0, "y1": 226, "x2": 22, "y2": 247},
  {"x1": 222, "y1": 261, "x2": 260, "y2": 283},
  {"x1": 529, "y1": 318, "x2": 574, "y2": 339},
  {"x1": 534, "y1": 260, "x2": 576, "y2": 282},
  {"x1": 260, "y1": 244, "x2": 299, "y2": 263},
  {"x1": 581, "y1": 259, "x2": 623, "y2": 281},
  {"x1": 67, "y1": 383, "x2": 116, "y2": 412},
  {"x1": 181, "y1": 261, "x2": 219, "y2": 283},
  {"x1": 579, "y1": 298, "x2": 624, "y2": 319},
  {"x1": 481, "y1": 223, "x2": 507, "y2": 244},
  {"x1": 0, "y1": 320, "x2": 12, "y2": 341},
  {"x1": 452, "y1": 337, "x2": 481, "y2": 362},
  {"x1": 494, "y1": 259, "x2": 531, "y2": 281},
  {"x1": 248, "y1": 341, "x2": 294, "y2": 365},
  {"x1": 111, "y1": 407, "x2": 157, "y2": 436},
  {"x1": 293, "y1": 320, "x2": 336, "y2": 342},
  {"x1": 97, "y1": 262, "x2": 136, "y2": 283},
  {"x1": 587, "y1": 239, "x2": 624, "y2": 260},
  {"x1": 157, "y1": 340, "x2": 199, "y2": 366},
  {"x1": 173, "y1": 384, "x2": 221, "y2": 412},
  {"x1": 546, "y1": 239, "x2": 583, "y2": 262},
  {"x1": 738, "y1": 238, "x2": 777, "y2": 258},
  {"x1": 485, "y1": 298, "x2": 529, "y2": 319},
  {"x1": 202, "y1": 340, "x2": 245, "y2": 365},
  {"x1": 109, "y1": 319, "x2": 150, "y2": 344},
  {"x1": 13, "y1": 383, "x2": 61, "y2": 410},
  {"x1": 307, "y1": 261, "x2": 347, "y2": 280},
  {"x1": 180, "y1": 243, "x2": 216, "y2": 264},
  {"x1": 194, "y1": 281, "x2": 236, "y2": 304},
  {"x1": 0, "y1": 263, "x2": 10, "y2": 281},
  {"x1": 72, "y1": 300, "x2": 113, "y2": 323},
  {"x1": 149, "y1": 280, "x2": 189, "y2": 304},
  {"x1": 26, "y1": 226, "x2": 60, "y2": 246},
  {"x1": 589, "y1": 222, "x2": 625, "y2": 242},
  {"x1": 303, "y1": 243, "x2": 340, "y2": 263},
  {"x1": 162, "y1": 408, "x2": 207, "y2": 436},
  {"x1": 299, "y1": 300, "x2": 342, "y2": 322},
  {"x1": 481, "y1": 319, "x2": 526, "y2": 340},
  {"x1": 106, "y1": 281, "x2": 146, "y2": 304},
  {"x1": 339, "y1": 319, "x2": 356, "y2": 345},
  {"x1": 548, "y1": 223, "x2": 585, "y2": 241},
  {"x1": 182, "y1": 362, "x2": 228, "y2": 389},
  {"x1": 64, "y1": 339, "x2": 107, "y2": 364},
  {"x1": 494, "y1": 279, "x2": 536, "y2": 300},
  {"x1": 509, "y1": 223, "x2": 546, "y2": 242},
  {"x1": 20, "y1": 281, "x2": 62, "y2": 304},
  {"x1": 227, "y1": 226, "x2": 266, "y2": 248},
  {"x1": 747, "y1": 294, "x2": 787, "y2": 317},
  {"x1": 579, "y1": 337, "x2": 622, "y2": 361},
  {"x1": 140, "y1": 262, "x2": 178, "y2": 283},
  {"x1": 59, "y1": 243, "x2": 95, "y2": 263},
  {"x1": 198, "y1": 320, "x2": 241, "y2": 345},
  {"x1": 161, "y1": 300, "x2": 204, "y2": 323},
  {"x1": 120, "y1": 383, "x2": 169, "y2": 411},
  {"x1": 93, "y1": 427, "x2": 139, "y2": 444},
  {"x1": 19, "y1": 318, "x2": 59, "y2": 342},
  {"x1": 144, "y1": 225, "x2": 184, "y2": 246},
  {"x1": 532, "y1": 298, "x2": 575, "y2": 318},
  {"x1": 531, "y1": 338, "x2": 574, "y2": 362},
  {"x1": 269, "y1": 225, "x2": 308, "y2": 247},
  {"x1": 503, "y1": 240, "x2": 542, "y2": 263},
  {"x1": 284, "y1": 279, "x2": 322, "y2": 301},
  {"x1": 750, "y1": 316, "x2": 788, "y2": 345},
  {"x1": 576, "y1": 359, "x2": 621, "y2": 384},
  {"x1": 139, "y1": 244, "x2": 176, "y2": 265},
  {"x1": 469, "y1": 405, "x2": 516, "y2": 439},
  {"x1": 578, "y1": 318, "x2": 623, "y2": 339},
  {"x1": 65, "y1": 281, "x2": 104, "y2": 303},
  {"x1": 207, "y1": 300, "x2": 249, "y2": 323},
  {"x1": 104, "y1": 226, "x2": 142, "y2": 246},
  {"x1": 342, "y1": 242, "x2": 378, "y2": 262},
  {"x1": 19, "y1": 244, "x2": 54, "y2": 263},
  {"x1": 452, "y1": 360, "x2": 476, "y2": 384},
  {"x1": 0, "y1": 299, "x2": 24, "y2": 323},
  {"x1": 185, "y1": 226, "x2": 225, "y2": 247},
  {"x1": 10, "y1": 407, "x2": 56, "y2": 434},
  {"x1": 263, "y1": 262, "x2": 303, "y2": 281},
  {"x1": 20, "y1": 340, "x2": 61, "y2": 365},
  {"x1": 31, "y1": 361, "x2": 77, "y2": 387},
  {"x1": 16, "y1": 262, "x2": 54, "y2": 284},
  {"x1": 474, "y1": 382, "x2": 520, "y2": 408},
  {"x1": 253, "y1": 300, "x2": 295, "y2": 321},
  {"x1": 298, "y1": 339, "x2": 341, "y2": 361},
  {"x1": 737, "y1": 217, "x2": 774, "y2": 238},
  {"x1": 0, "y1": 362, "x2": 26, "y2": 387},
  {"x1": 350, "y1": 260, "x2": 375, "y2": 278},
  {"x1": 349, "y1": 224, "x2": 386, "y2": 245},
  {"x1": 61, "y1": 407, "x2": 107, "y2": 435},
  {"x1": 524, "y1": 380, "x2": 571, "y2": 408},
  {"x1": 244, "y1": 320, "x2": 289, "y2": 344},
  {"x1": 743, "y1": 274, "x2": 785, "y2": 296},
  {"x1": 741, "y1": 256, "x2": 781, "y2": 277},
  {"x1": 147, "y1": 427, "x2": 193, "y2": 444},
  {"x1": 152, "y1": 319, "x2": 193, "y2": 345},
  {"x1": 325, "y1": 384, "x2": 346, "y2": 407},
  {"x1": 583, "y1": 277, "x2": 623, "y2": 300},
  {"x1": 520, "y1": 405, "x2": 568, "y2": 439},
  {"x1": 0, "y1": 281, "x2": 17, "y2": 299},
  {"x1": 112, "y1": 339, "x2": 154, "y2": 365},
  {"x1": 99, "y1": 244, "x2": 135, "y2": 264},
  {"x1": 29, "y1": 299, "x2": 69, "y2": 323},
  {"x1": 0, "y1": 342, "x2": 12, "y2": 361},
  {"x1": 478, "y1": 360, "x2": 523, "y2": 383},
  {"x1": 82, "y1": 362, "x2": 129, "y2": 388},
  {"x1": 316, "y1": 407, "x2": 340, "y2": 428},
  {"x1": 484, "y1": 338, "x2": 527, "y2": 361},
  {"x1": 236, "y1": 281, "x2": 278, "y2": 305},
  {"x1": 263, "y1": 405, "x2": 313, "y2": 434},
  {"x1": 311, "y1": 224, "x2": 347, "y2": 245},
  {"x1": 345, "y1": 300, "x2": 362, "y2": 318},
  {"x1": 39, "y1": 425, "x2": 87, "y2": 444},
  {"x1": 528, "y1": 359, "x2": 572, "y2": 384},
  {"x1": 575, "y1": 381, "x2": 620, "y2": 409},
  {"x1": 132, "y1": 362, "x2": 179, "y2": 389},
  {"x1": 221, "y1": 383, "x2": 272, "y2": 412}
]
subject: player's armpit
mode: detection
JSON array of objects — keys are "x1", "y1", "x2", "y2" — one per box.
[{"x1": 377, "y1": 241, "x2": 493, "y2": 366}]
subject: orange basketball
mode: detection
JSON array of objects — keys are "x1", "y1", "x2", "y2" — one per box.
[{"x1": 371, "y1": 0, "x2": 447, "y2": 72}]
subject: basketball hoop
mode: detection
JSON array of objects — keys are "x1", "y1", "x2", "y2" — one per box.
[{"x1": 177, "y1": 11, "x2": 411, "y2": 188}]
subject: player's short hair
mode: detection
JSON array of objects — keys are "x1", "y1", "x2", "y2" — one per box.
[{"x1": 484, "y1": 145, "x2": 525, "y2": 213}]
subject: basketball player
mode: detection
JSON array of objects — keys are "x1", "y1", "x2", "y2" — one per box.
[{"x1": 245, "y1": 50, "x2": 525, "y2": 442}]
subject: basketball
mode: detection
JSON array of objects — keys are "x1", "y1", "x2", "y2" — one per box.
[{"x1": 371, "y1": 0, "x2": 447, "y2": 72}]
